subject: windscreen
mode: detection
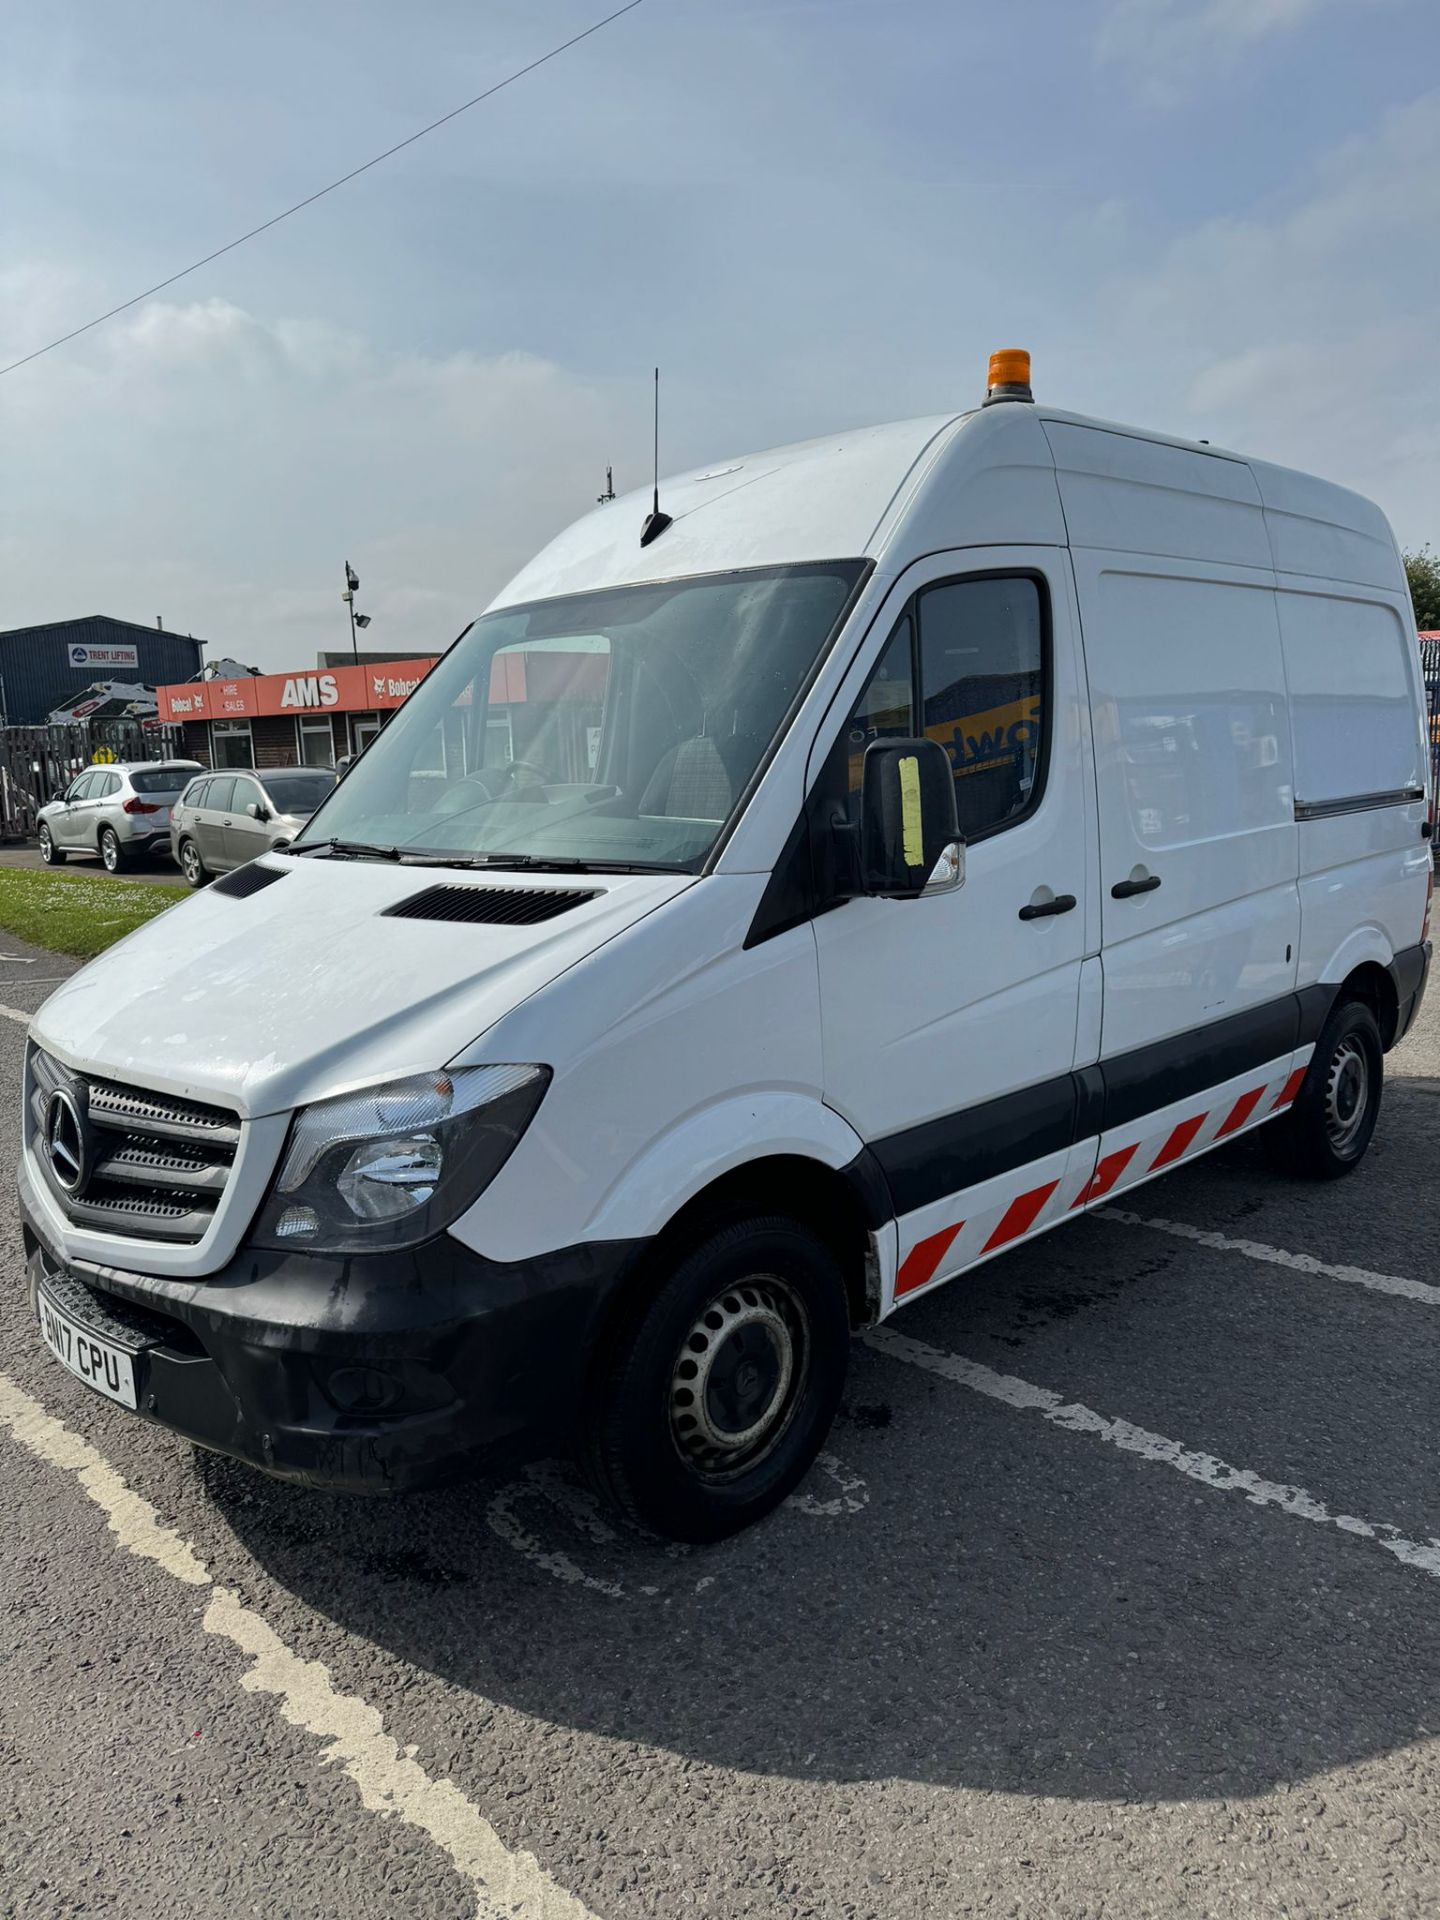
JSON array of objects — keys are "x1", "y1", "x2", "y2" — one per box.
[
  {"x1": 262, "y1": 770, "x2": 336, "y2": 815},
  {"x1": 131, "y1": 764, "x2": 201, "y2": 794},
  {"x1": 295, "y1": 563, "x2": 865, "y2": 871}
]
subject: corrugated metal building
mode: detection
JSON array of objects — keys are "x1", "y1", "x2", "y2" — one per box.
[{"x1": 0, "y1": 616, "x2": 204, "y2": 724}]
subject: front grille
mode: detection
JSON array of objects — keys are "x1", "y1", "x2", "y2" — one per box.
[{"x1": 29, "y1": 1046, "x2": 240, "y2": 1245}]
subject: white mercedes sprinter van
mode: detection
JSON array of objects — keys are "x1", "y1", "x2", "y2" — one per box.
[{"x1": 22, "y1": 354, "x2": 1432, "y2": 1541}]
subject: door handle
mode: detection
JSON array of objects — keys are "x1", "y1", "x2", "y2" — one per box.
[
  {"x1": 1111, "y1": 873, "x2": 1162, "y2": 899},
  {"x1": 1018, "y1": 892, "x2": 1077, "y2": 921}
]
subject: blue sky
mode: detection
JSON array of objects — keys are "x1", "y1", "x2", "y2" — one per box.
[{"x1": 3, "y1": 0, "x2": 1438, "y2": 669}]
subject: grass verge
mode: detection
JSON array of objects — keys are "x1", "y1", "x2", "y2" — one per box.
[{"x1": 0, "y1": 867, "x2": 180, "y2": 960}]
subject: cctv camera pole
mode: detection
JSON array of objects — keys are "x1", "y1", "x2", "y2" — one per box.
[{"x1": 342, "y1": 561, "x2": 361, "y2": 664}]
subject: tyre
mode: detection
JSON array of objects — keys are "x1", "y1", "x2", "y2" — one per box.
[
  {"x1": 178, "y1": 838, "x2": 208, "y2": 889},
  {"x1": 38, "y1": 824, "x2": 65, "y2": 866},
  {"x1": 583, "y1": 1214, "x2": 850, "y2": 1543},
  {"x1": 1267, "y1": 999, "x2": 1383, "y2": 1180},
  {"x1": 99, "y1": 826, "x2": 125, "y2": 873}
]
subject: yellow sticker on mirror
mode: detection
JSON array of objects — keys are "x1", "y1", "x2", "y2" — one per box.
[{"x1": 898, "y1": 754, "x2": 923, "y2": 867}]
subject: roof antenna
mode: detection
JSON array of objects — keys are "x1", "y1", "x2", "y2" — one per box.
[
  {"x1": 640, "y1": 367, "x2": 672, "y2": 547},
  {"x1": 597, "y1": 464, "x2": 615, "y2": 504}
]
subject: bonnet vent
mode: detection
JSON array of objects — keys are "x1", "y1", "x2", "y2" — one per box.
[
  {"x1": 210, "y1": 862, "x2": 288, "y2": 900},
  {"x1": 383, "y1": 884, "x2": 600, "y2": 927}
]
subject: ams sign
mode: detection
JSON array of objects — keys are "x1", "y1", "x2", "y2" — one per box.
[{"x1": 280, "y1": 674, "x2": 340, "y2": 710}]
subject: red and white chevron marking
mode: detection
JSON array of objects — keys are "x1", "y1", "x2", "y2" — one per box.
[{"x1": 890, "y1": 1047, "x2": 1314, "y2": 1306}]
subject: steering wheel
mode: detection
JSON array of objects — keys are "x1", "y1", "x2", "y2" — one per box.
[{"x1": 435, "y1": 758, "x2": 551, "y2": 815}]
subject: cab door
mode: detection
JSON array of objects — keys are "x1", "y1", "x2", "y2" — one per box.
[{"x1": 809, "y1": 549, "x2": 1096, "y2": 1309}]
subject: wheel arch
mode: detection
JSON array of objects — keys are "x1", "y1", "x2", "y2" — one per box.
[
  {"x1": 589, "y1": 1150, "x2": 890, "y2": 1392},
  {"x1": 1334, "y1": 959, "x2": 1401, "y2": 1050}
]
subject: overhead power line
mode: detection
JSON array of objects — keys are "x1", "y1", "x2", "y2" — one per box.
[{"x1": 0, "y1": 0, "x2": 645, "y2": 379}]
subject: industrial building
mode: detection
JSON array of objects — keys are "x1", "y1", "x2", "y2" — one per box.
[{"x1": 0, "y1": 616, "x2": 204, "y2": 725}]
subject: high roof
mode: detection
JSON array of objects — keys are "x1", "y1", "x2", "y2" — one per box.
[{"x1": 487, "y1": 400, "x2": 1400, "y2": 609}]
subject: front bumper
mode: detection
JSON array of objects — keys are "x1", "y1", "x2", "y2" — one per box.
[{"x1": 20, "y1": 1181, "x2": 639, "y2": 1493}]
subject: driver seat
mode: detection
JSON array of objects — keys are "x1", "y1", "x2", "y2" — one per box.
[{"x1": 640, "y1": 732, "x2": 756, "y2": 821}]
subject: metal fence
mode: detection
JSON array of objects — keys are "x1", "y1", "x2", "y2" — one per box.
[
  {"x1": 0, "y1": 720, "x2": 188, "y2": 841},
  {"x1": 1421, "y1": 638, "x2": 1440, "y2": 807}
]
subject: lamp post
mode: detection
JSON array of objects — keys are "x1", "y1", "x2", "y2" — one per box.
[{"x1": 341, "y1": 561, "x2": 370, "y2": 663}]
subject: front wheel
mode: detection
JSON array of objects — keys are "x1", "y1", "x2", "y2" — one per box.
[
  {"x1": 38, "y1": 825, "x2": 65, "y2": 866},
  {"x1": 1267, "y1": 999, "x2": 1383, "y2": 1179},
  {"x1": 583, "y1": 1215, "x2": 850, "y2": 1543},
  {"x1": 99, "y1": 826, "x2": 125, "y2": 873},
  {"x1": 178, "y1": 838, "x2": 208, "y2": 889}
]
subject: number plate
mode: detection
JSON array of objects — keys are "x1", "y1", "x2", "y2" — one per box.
[{"x1": 37, "y1": 1288, "x2": 139, "y2": 1409}]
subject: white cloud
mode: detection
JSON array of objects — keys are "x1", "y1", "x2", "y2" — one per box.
[
  {"x1": 1079, "y1": 89, "x2": 1440, "y2": 544},
  {"x1": 0, "y1": 284, "x2": 644, "y2": 669},
  {"x1": 1097, "y1": 0, "x2": 1400, "y2": 103}
]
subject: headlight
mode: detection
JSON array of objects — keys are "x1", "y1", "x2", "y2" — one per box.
[{"x1": 251, "y1": 1064, "x2": 550, "y2": 1254}]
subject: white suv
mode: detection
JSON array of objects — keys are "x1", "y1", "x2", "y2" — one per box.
[{"x1": 38, "y1": 761, "x2": 202, "y2": 872}]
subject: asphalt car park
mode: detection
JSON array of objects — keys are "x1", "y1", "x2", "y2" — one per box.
[
  {"x1": 3, "y1": 934, "x2": 1439, "y2": 1919},
  {"x1": 0, "y1": 845, "x2": 187, "y2": 884}
]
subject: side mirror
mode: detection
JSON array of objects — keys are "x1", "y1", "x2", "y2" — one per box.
[
  {"x1": 246, "y1": 801, "x2": 267, "y2": 821},
  {"x1": 859, "y1": 738, "x2": 965, "y2": 899}
]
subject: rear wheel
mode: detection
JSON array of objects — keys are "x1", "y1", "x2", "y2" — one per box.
[
  {"x1": 38, "y1": 824, "x2": 64, "y2": 866},
  {"x1": 99, "y1": 826, "x2": 125, "y2": 873},
  {"x1": 1267, "y1": 999, "x2": 1383, "y2": 1179},
  {"x1": 178, "y1": 838, "x2": 208, "y2": 889},
  {"x1": 583, "y1": 1215, "x2": 850, "y2": 1543}
]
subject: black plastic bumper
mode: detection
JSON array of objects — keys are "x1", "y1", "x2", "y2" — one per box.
[
  {"x1": 21, "y1": 1187, "x2": 640, "y2": 1493},
  {"x1": 1390, "y1": 940, "x2": 1431, "y2": 1046}
]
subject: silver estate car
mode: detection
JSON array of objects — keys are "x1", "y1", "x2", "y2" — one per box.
[
  {"x1": 170, "y1": 766, "x2": 337, "y2": 887},
  {"x1": 38, "y1": 761, "x2": 203, "y2": 872}
]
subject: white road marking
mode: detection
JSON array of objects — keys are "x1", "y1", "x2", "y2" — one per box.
[
  {"x1": 486, "y1": 1461, "x2": 639, "y2": 1599},
  {"x1": 0, "y1": 1372, "x2": 598, "y2": 1920},
  {"x1": 1102, "y1": 1207, "x2": 1440, "y2": 1309},
  {"x1": 0, "y1": 1003, "x2": 33, "y2": 1028},
  {"x1": 785, "y1": 1450, "x2": 869, "y2": 1517},
  {"x1": 863, "y1": 1327, "x2": 1440, "y2": 1583}
]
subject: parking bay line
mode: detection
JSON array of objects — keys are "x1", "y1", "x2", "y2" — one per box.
[
  {"x1": 862, "y1": 1326, "x2": 1440, "y2": 1582},
  {"x1": 1099, "y1": 1208, "x2": 1440, "y2": 1309},
  {"x1": 0, "y1": 1003, "x2": 33, "y2": 1028},
  {"x1": 0, "y1": 1371, "x2": 598, "y2": 1920}
]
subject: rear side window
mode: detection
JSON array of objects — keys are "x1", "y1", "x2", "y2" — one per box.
[
  {"x1": 1276, "y1": 592, "x2": 1424, "y2": 805},
  {"x1": 91, "y1": 772, "x2": 120, "y2": 798},
  {"x1": 835, "y1": 573, "x2": 1049, "y2": 841},
  {"x1": 183, "y1": 780, "x2": 210, "y2": 810},
  {"x1": 205, "y1": 777, "x2": 236, "y2": 813},
  {"x1": 131, "y1": 765, "x2": 198, "y2": 795}
]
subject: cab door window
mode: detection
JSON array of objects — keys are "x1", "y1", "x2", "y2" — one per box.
[
  {"x1": 916, "y1": 574, "x2": 1046, "y2": 840},
  {"x1": 831, "y1": 572, "x2": 1048, "y2": 843}
]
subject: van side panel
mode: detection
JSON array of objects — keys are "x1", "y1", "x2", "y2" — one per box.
[
  {"x1": 1043, "y1": 422, "x2": 1272, "y2": 571},
  {"x1": 1072, "y1": 556, "x2": 1300, "y2": 1057},
  {"x1": 1273, "y1": 583, "x2": 1431, "y2": 989}
]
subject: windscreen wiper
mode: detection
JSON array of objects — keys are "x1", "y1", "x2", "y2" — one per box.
[
  {"x1": 405, "y1": 853, "x2": 685, "y2": 876},
  {"x1": 291, "y1": 839, "x2": 404, "y2": 861}
]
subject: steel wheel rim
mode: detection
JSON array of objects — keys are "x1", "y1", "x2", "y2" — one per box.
[
  {"x1": 1325, "y1": 1035, "x2": 1371, "y2": 1154},
  {"x1": 668, "y1": 1275, "x2": 808, "y2": 1483}
]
